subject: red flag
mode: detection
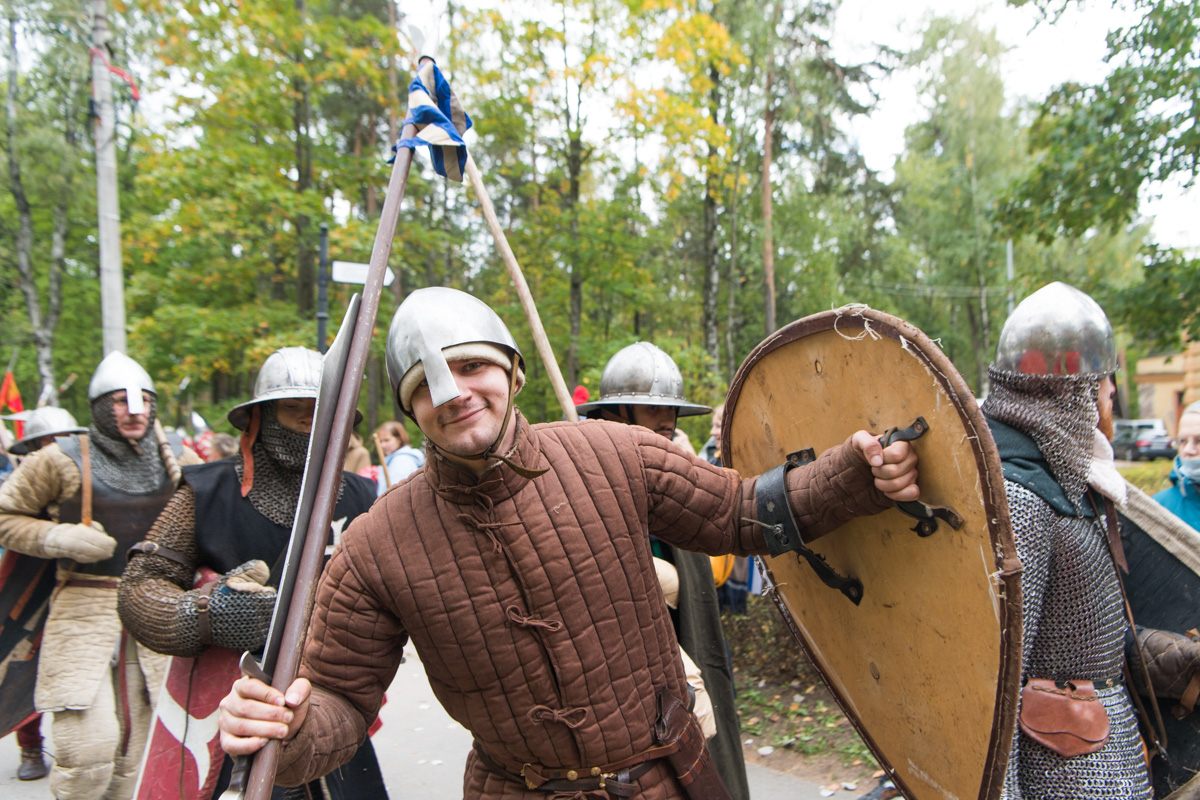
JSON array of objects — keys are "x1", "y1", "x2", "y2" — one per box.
[{"x1": 0, "y1": 372, "x2": 24, "y2": 439}]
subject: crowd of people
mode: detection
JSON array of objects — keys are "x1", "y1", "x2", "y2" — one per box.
[{"x1": 0, "y1": 280, "x2": 1198, "y2": 800}]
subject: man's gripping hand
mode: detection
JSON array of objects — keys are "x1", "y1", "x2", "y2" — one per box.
[
  {"x1": 851, "y1": 431, "x2": 919, "y2": 502},
  {"x1": 218, "y1": 676, "x2": 311, "y2": 755},
  {"x1": 43, "y1": 521, "x2": 118, "y2": 563}
]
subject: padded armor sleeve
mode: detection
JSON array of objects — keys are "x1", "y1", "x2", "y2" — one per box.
[
  {"x1": 1132, "y1": 627, "x2": 1200, "y2": 701},
  {"x1": 0, "y1": 445, "x2": 78, "y2": 556},
  {"x1": 635, "y1": 427, "x2": 888, "y2": 555}
]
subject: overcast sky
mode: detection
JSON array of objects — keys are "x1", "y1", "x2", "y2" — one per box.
[{"x1": 829, "y1": 0, "x2": 1200, "y2": 252}]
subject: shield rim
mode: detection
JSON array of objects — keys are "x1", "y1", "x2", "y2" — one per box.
[{"x1": 722, "y1": 306, "x2": 1022, "y2": 800}]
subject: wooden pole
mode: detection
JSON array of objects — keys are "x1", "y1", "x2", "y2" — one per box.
[
  {"x1": 464, "y1": 155, "x2": 578, "y2": 422},
  {"x1": 79, "y1": 433, "x2": 92, "y2": 526},
  {"x1": 373, "y1": 432, "x2": 391, "y2": 488},
  {"x1": 90, "y1": 0, "x2": 126, "y2": 355}
]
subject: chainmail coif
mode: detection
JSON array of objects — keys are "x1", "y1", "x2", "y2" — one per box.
[
  {"x1": 88, "y1": 392, "x2": 167, "y2": 495},
  {"x1": 982, "y1": 366, "x2": 1099, "y2": 509},
  {"x1": 234, "y1": 402, "x2": 344, "y2": 528}
]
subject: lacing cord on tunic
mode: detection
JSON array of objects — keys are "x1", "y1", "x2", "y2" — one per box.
[
  {"x1": 505, "y1": 604, "x2": 563, "y2": 632},
  {"x1": 528, "y1": 705, "x2": 589, "y2": 729},
  {"x1": 456, "y1": 513, "x2": 524, "y2": 554}
]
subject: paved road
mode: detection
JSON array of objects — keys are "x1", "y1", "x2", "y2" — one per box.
[{"x1": 1, "y1": 649, "x2": 868, "y2": 799}]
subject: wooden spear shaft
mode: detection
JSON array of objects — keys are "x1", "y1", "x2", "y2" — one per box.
[
  {"x1": 464, "y1": 155, "x2": 578, "y2": 422},
  {"x1": 239, "y1": 122, "x2": 420, "y2": 800}
]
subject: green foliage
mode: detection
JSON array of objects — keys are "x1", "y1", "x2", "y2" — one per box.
[
  {"x1": 1, "y1": 0, "x2": 1182, "y2": 443},
  {"x1": 1119, "y1": 457, "x2": 1175, "y2": 496},
  {"x1": 999, "y1": 0, "x2": 1200, "y2": 346}
]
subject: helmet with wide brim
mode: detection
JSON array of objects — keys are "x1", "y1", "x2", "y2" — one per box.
[
  {"x1": 227, "y1": 347, "x2": 361, "y2": 430},
  {"x1": 5, "y1": 407, "x2": 87, "y2": 455},
  {"x1": 576, "y1": 341, "x2": 711, "y2": 417}
]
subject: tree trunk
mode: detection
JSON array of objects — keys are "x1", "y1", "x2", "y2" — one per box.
[
  {"x1": 761, "y1": 82, "x2": 777, "y2": 335},
  {"x1": 965, "y1": 299, "x2": 985, "y2": 396},
  {"x1": 566, "y1": 132, "x2": 582, "y2": 388},
  {"x1": 976, "y1": 270, "x2": 990, "y2": 395},
  {"x1": 7, "y1": 16, "x2": 62, "y2": 406},
  {"x1": 91, "y1": 0, "x2": 125, "y2": 355},
  {"x1": 726, "y1": 160, "x2": 741, "y2": 383},
  {"x1": 760, "y1": 0, "x2": 782, "y2": 336},
  {"x1": 294, "y1": 0, "x2": 314, "y2": 314},
  {"x1": 701, "y1": 64, "x2": 722, "y2": 364}
]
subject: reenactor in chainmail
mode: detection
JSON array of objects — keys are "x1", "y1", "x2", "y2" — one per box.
[
  {"x1": 0, "y1": 351, "x2": 201, "y2": 800},
  {"x1": 577, "y1": 341, "x2": 749, "y2": 800},
  {"x1": 982, "y1": 282, "x2": 1200, "y2": 799},
  {"x1": 118, "y1": 347, "x2": 389, "y2": 799}
]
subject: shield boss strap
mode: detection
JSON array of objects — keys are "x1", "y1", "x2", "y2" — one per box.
[{"x1": 755, "y1": 457, "x2": 864, "y2": 605}]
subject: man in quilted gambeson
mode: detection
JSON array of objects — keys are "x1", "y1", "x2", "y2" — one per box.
[
  {"x1": 218, "y1": 287, "x2": 921, "y2": 800},
  {"x1": 0, "y1": 352, "x2": 202, "y2": 800}
]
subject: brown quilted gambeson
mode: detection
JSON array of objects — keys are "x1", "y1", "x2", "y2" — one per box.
[{"x1": 275, "y1": 414, "x2": 888, "y2": 797}]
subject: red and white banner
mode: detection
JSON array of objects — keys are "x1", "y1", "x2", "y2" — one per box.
[{"x1": 135, "y1": 568, "x2": 240, "y2": 800}]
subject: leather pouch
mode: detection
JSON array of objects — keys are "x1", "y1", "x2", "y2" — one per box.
[{"x1": 1019, "y1": 679, "x2": 1110, "y2": 757}]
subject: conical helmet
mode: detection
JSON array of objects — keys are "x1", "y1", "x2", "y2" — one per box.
[
  {"x1": 385, "y1": 287, "x2": 524, "y2": 412},
  {"x1": 994, "y1": 282, "x2": 1117, "y2": 377},
  {"x1": 576, "y1": 342, "x2": 711, "y2": 417},
  {"x1": 227, "y1": 347, "x2": 333, "y2": 430},
  {"x1": 88, "y1": 351, "x2": 155, "y2": 415},
  {"x1": 6, "y1": 407, "x2": 86, "y2": 455}
]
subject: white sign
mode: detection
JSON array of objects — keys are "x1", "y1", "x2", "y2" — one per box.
[{"x1": 332, "y1": 260, "x2": 395, "y2": 287}]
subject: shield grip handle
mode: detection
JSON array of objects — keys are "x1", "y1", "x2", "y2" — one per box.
[
  {"x1": 754, "y1": 453, "x2": 864, "y2": 605},
  {"x1": 879, "y1": 417, "x2": 964, "y2": 537}
]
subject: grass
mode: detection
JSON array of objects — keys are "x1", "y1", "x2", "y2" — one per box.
[
  {"x1": 1119, "y1": 458, "x2": 1174, "y2": 495},
  {"x1": 724, "y1": 594, "x2": 876, "y2": 768}
]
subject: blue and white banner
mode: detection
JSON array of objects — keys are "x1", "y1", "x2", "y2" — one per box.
[{"x1": 395, "y1": 59, "x2": 472, "y2": 182}]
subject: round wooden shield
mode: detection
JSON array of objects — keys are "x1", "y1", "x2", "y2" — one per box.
[{"x1": 723, "y1": 307, "x2": 1021, "y2": 800}]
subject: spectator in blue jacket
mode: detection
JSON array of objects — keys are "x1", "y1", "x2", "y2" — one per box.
[{"x1": 1154, "y1": 401, "x2": 1200, "y2": 529}]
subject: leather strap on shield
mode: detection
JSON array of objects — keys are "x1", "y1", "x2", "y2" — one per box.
[{"x1": 755, "y1": 459, "x2": 864, "y2": 605}]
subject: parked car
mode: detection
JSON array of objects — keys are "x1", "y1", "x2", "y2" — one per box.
[{"x1": 1112, "y1": 419, "x2": 1177, "y2": 461}]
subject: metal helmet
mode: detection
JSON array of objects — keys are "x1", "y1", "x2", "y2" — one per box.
[
  {"x1": 88, "y1": 351, "x2": 156, "y2": 415},
  {"x1": 576, "y1": 342, "x2": 711, "y2": 418},
  {"x1": 994, "y1": 281, "x2": 1118, "y2": 377},
  {"x1": 6, "y1": 407, "x2": 86, "y2": 455},
  {"x1": 385, "y1": 287, "x2": 523, "y2": 412},
  {"x1": 227, "y1": 347, "x2": 331, "y2": 430}
]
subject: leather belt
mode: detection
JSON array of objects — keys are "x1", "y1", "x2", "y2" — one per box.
[
  {"x1": 63, "y1": 578, "x2": 120, "y2": 589},
  {"x1": 473, "y1": 743, "x2": 663, "y2": 797}
]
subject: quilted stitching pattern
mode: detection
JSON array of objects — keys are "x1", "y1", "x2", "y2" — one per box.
[{"x1": 278, "y1": 414, "x2": 885, "y2": 794}]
